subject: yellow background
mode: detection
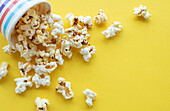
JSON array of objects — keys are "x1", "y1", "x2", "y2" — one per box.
[{"x1": 0, "y1": 0, "x2": 170, "y2": 111}]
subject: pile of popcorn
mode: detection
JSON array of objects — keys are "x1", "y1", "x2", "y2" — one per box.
[
  {"x1": 2, "y1": 5, "x2": 97, "y2": 94},
  {"x1": 0, "y1": 4, "x2": 152, "y2": 110}
]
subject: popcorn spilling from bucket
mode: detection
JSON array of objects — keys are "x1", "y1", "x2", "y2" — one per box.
[
  {"x1": 0, "y1": 0, "x2": 152, "y2": 109},
  {"x1": 2, "y1": 5, "x2": 96, "y2": 93}
]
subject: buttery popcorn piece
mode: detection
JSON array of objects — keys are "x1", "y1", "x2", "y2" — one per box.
[
  {"x1": 82, "y1": 16, "x2": 93, "y2": 29},
  {"x1": 55, "y1": 49, "x2": 64, "y2": 65},
  {"x1": 102, "y1": 22, "x2": 123, "y2": 38},
  {"x1": 80, "y1": 46, "x2": 96, "y2": 62},
  {"x1": 2, "y1": 45, "x2": 16, "y2": 54},
  {"x1": 94, "y1": 9, "x2": 107, "y2": 24},
  {"x1": 55, "y1": 77, "x2": 74, "y2": 99},
  {"x1": 35, "y1": 97, "x2": 49, "y2": 111},
  {"x1": 52, "y1": 14, "x2": 64, "y2": 25},
  {"x1": 14, "y1": 76, "x2": 32, "y2": 94},
  {"x1": 32, "y1": 74, "x2": 50, "y2": 88},
  {"x1": 133, "y1": 5, "x2": 152, "y2": 19},
  {"x1": 31, "y1": 19, "x2": 40, "y2": 29},
  {"x1": 51, "y1": 22, "x2": 64, "y2": 36},
  {"x1": 18, "y1": 62, "x2": 32, "y2": 76},
  {"x1": 0, "y1": 62, "x2": 8, "y2": 80},
  {"x1": 61, "y1": 38, "x2": 72, "y2": 59},
  {"x1": 33, "y1": 62, "x2": 57, "y2": 75},
  {"x1": 83, "y1": 89, "x2": 97, "y2": 107}
]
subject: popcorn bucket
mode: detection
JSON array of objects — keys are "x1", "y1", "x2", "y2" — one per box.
[{"x1": 0, "y1": 0, "x2": 51, "y2": 46}]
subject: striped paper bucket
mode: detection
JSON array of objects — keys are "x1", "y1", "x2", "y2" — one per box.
[{"x1": 0, "y1": 0, "x2": 51, "y2": 46}]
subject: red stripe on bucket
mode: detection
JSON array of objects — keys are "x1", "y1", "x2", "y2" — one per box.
[{"x1": 0, "y1": 0, "x2": 19, "y2": 32}]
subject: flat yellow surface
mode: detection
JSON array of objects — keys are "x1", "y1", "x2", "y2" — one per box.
[{"x1": 1, "y1": 0, "x2": 170, "y2": 111}]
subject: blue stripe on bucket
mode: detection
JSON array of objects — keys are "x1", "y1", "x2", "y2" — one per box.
[
  {"x1": 0, "y1": 0, "x2": 10, "y2": 13},
  {"x1": 3, "y1": 0, "x2": 32, "y2": 37}
]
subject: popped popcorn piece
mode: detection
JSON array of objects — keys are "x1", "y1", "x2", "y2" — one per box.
[
  {"x1": 15, "y1": 43, "x2": 24, "y2": 52},
  {"x1": 70, "y1": 35, "x2": 84, "y2": 48},
  {"x1": 60, "y1": 38, "x2": 72, "y2": 59},
  {"x1": 32, "y1": 74, "x2": 50, "y2": 88},
  {"x1": 0, "y1": 62, "x2": 8, "y2": 80},
  {"x1": 18, "y1": 62, "x2": 32, "y2": 76},
  {"x1": 35, "y1": 97, "x2": 49, "y2": 111},
  {"x1": 31, "y1": 19, "x2": 40, "y2": 29},
  {"x1": 133, "y1": 5, "x2": 152, "y2": 19},
  {"x1": 94, "y1": 9, "x2": 107, "y2": 24},
  {"x1": 52, "y1": 14, "x2": 64, "y2": 25},
  {"x1": 55, "y1": 77, "x2": 74, "y2": 99},
  {"x1": 80, "y1": 46, "x2": 96, "y2": 62},
  {"x1": 65, "y1": 27, "x2": 90, "y2": 39},
  {"x1": 83, "y1": 89, "x2": 97, "y2": 107},
  {"x1": 35, "y1": 56, "x2": 49, "y2": 65},
  {"x1": 64, "y1": 27, "x2": 90, "y2": 48},
  {"x1": 2, "y1": 45, "x2": 16, "y2": 54},
  {"x1": 33, "y1": 62, "x2": 57, "y2": 75},
  {"x1": 14, "y1": 76, "x2": 32, "y2": 94},
  {"x1": 41, "y1": 13, "x2": 54, "y2": 27},
  {"x1": 46, "y1": 45, "x2": 57, "y2": 58},
  {"x1": 65, "y1": 13, "x2": 92, "y2": 29},
  {"x1": 17, "y1": 34, "x2": 26, "y2": 42},
  {"x1": 21, "y1": 15, "x2": 32, "y2": 24},
  {"x1": 51, "y1": 22, "x2": 64, "y2": 36},
  {"x1": 23, "y1": 28, "x2": 35, "y2": 38},
  {"x1": 19, "y1": 42, "x2": 37, "y2": 61},
  {"x1": 19, "y1": 24, "x2": 32, "y2": 31},
  {"x1": 102, "y1": 22, "x2": 123, "y2": 38},
  {"x1": 55, "y1": 49, "x2": 64, "y2": 65},
  {"x1": 27, "y1": 8, "x2": 39, "y2": 20},
  {"x1": 83, "y1": 16, "x2": 93, "y2": 29},
  {"x1": 36, "y1": 50, "x2": 50, "y2": 58},
  {"x1": 65, "y1": 13, "x2": 81, "y2": 28}
]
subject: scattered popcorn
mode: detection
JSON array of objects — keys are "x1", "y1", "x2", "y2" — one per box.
[
  {"x1": 0, "y1": 62, "x2": 8, "y2": 80},
  {"x1": 83, "y1": 89, "x2": 97, "y2": 107},
  {"x1": 18, "y1": 62, "x2": 32, "y2": 76},
  {"x1": 2, "y1": 5, "x2": 96, "y2": 94},
  {"x1": 32, "y1": 74, "x2": 50, "y2": 88},
  {"x1": 94, "y1": 9, "x2": 107, "y2": 24},
  {"x1": 102, "y1": 22, "x2": 123, "y2": 38},
  {"x1": 60, "y1": 38, "x2": 72, "y2": 59},
  {"x1": 55, "y1": 77, "x2": 74, "y2": 99},
  {"x1": 33, "y1": 62, "x2": 57, "y2": 75},
  {"x1": 133, "y1": 5, "x2": 152, "y2": 19},
  {"x1": 14, "y1": 76, "x2": 32, "y2": 94},
  {"x1": 2, "y1": 45, "x2": 16, "y2": 54},
  {"x1": 80, "y1": 46, "x2": 96, "y2": 62},
  {"x1": 35, "y1": 97, "x2": 49, "y2": 111},
  {"x1": 55, "y1": 49, "x2": 64, "y2": 65}
]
